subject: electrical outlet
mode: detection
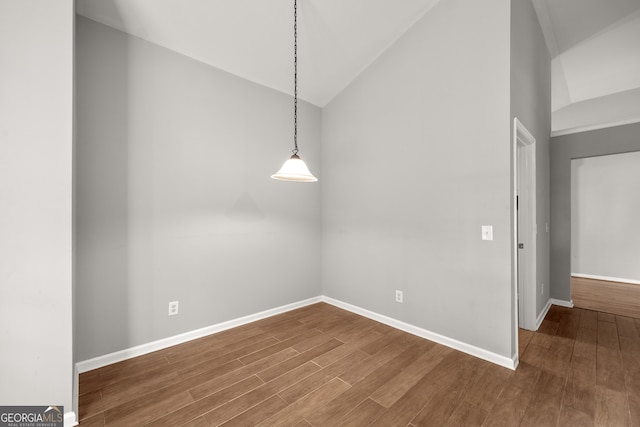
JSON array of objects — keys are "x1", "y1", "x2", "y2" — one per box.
[
  {"x1": 168, "y1": 301, "x2": 179, "y2": 316},
  {"x1": 395, "y1": 290, "x2": 403, "y2": 303}
]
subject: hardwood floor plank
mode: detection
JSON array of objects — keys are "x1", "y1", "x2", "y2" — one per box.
[
  {"x1": 538, "y1": 318, "x2": 559, "y2": 335},
  {"x1": 533, "y1": 369, "x2": 566, "y2": 398},
  {"x1": 520, "y1": 342, "x2": 549, "y2": 369},
  {"x1": 169, "y1": 331, "x2": 278, "y2": 371},
  {"x1": 573, "y1": 328, "x2": 597, "y2": 360},
  {"x1": 260, "y1": 321, "x2": 313, "y2": 343},
  {"x1": 239, "y1": 330, "x2": 323, "y2": 366},
  {"x1": 518, "y1": 328, "x2": 534, "y2": 355},
  {"x1": 598, "y1": 312, "x2": 616, "y2": 323},
  {"x1": 558, "y1": 405, "x2": 595, "y2": 427},
  {"x1": 288, "y1": 331, "x2": 337, "y2": 354},
  {"x1": 369, "y1": 343, "x2": 450, "y2": 408},
  {"x1": 278, "y1": 350, "x2": 367, "y2": 404},
  {"x1": 545, "y1": 305, "x2": 566, "y2": 322},
  {"x1": 597, "y1": 321, "x2": 620, "y2": 350},
  {"x1": 163, "y1": 326, "x2": 266, "y2": 364},
  {"x1": 188, "y1": 348, "x2": 299, "y2": 401},
  {"x1": 463, "y1": 362, "x2": 513, "y2": 412},
  {"x1": 368, "y1": 351, "x2": 472, "y2": 427},
  {"x1": 410, "y1": 356, "x2": 487, "y2": 426},
  {"x1": 596, "y1": 346, "x2": 625, "y2": 392},
  {"x1": 625, "y1": 369, "x2": 640, "y2": 427},
  {"x1": 307, "y1": 341, "x2": 428, "y2": 426},
  {"x1": 563, "y1": 355, "x2": 596, "y2": 417},
  {"x1": 330, "y1": 318, "x2": 379, "y2": 343},
  {"x1": 218, "y1": 395, "x2": 289, "y2": 427},
  {"x1": 617, "y1": 315, "x2": 640, "y2": 338},
  {"x1": 144, "y1": 375, "x2": 264, "y2": 427},
  {"x1": 628, "y1": 392, "x2": 640, "y2": 427},
  {"x1": 509, "y1": 361, "x2": 540, "y2": 391},
  {"x1": 256, "y1": 339, "x2": 342, "y2": 383},
  {"x1": 530, "y1": 329, "x2": 554, "y2": 349},
  {"x1": 358, "y1": 328, "x2": 406, "y2": 355},
  {"x1": 334, "y1": 398, "x2": 386, "y2": 427},
  {"x1": 620, "y1": 335, "x2": 640, "y2": 356},
  {"x1": 557, "y1": 309, "x2": 581, "y2": 339},
  {"x1": 477, "y1": 382, "x2": 531, "y2": 426},
  {"x1": 548, "y1": 336, "x2": 574, "y2": 377},
  {"x1": 180, "y1": 416, "x2": 211, "y2": 427},
  {"x1": 443, "y1": 401, "x2": 487, "y2": 426},
  {"x1": 78, "y1": 390, "x2": 103, "y2": 421},
  {"x1": 76, "y1": 413, "x2": 105, "y2": 427},
  {"x1": 580, "y1": 309, "x2": 599, "y2": 330},
  {"x1": 104, "y1": 390, "x2": 194, "y2": 425},
  {"x1": 203, "y1": 362, "x2": 320, "y2": 426},
  {"x1": 100, "y1": 371, "x2": 183, "y2": 412},
  {"x1": 594, "y1": 385, "x2": 631, "y2": 426},
  {"x1": 519, "y1": 389, "x2": 562, "y2": 427},
  {"x1": 307, "y1": 314, "x2": 363, "y2": 338},
  {"x1": 79, "y1": 369, "x2": 103, "y2": 396},
  {"x1": 95, "y1": 353, "x2": 169, "y2": 381},
  {"x1": 103, "y1": 359, "x2": 243, "y2": 424},
  {"x1": 338, "y1": 334, "x2": 415, "y2": 385},
  {"x1": 177, "y1": 336, "x2": 280, "y2": 379},
  {"x1": 310, "y1": 329, "x2": 383, "y2": 368},
  {"x1": 257, "y1": 377, "x2": 351, "y2": 426}
]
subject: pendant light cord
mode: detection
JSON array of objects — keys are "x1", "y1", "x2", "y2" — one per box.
[{"x1": 293, "y1": 0, "x2": 299, "y2": 155}]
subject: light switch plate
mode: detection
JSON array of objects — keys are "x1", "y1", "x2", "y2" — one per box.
[{"x1": 482, "y1": 225, "x2": 493, "y2": 241}]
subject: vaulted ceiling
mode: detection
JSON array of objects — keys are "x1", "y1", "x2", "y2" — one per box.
[
  {"x1": 532, "y1": 0, "x2": 640, "y2": 133},
  {"x1": 76, "y1": 0, "x2": 640, "y2": 133},
  {"x1": 76, "y1": 0, "x2": 444, "y2": 107}
]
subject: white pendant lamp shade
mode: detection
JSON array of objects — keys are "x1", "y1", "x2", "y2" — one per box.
[
  {"x1": 271, "y1": 0, "x2": 317, "y2": 183},
  {"x1": 271, "y1": 154, "x2": 317, "y2": 182}
]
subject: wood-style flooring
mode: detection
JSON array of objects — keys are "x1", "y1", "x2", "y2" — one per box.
[
  {"x1": 572, "y1": 275, "x2": 640, "y2": 319},
  {"x1": 78, "y1": 303, "x2": 640, "y2": 426}
]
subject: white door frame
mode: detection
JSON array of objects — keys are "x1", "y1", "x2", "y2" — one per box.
[{"x1": 513, "y1": 117, "x2": 537, "y2": 332}]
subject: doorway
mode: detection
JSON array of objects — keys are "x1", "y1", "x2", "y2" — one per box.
[{"x1": 514, "y1": 118, "x2": 537, "y2": 331}]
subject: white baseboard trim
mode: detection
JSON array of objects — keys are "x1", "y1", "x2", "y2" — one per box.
[
  {"x1": 571, "y1": 273, "x2": 640, "y2": 286},
  {"x1": 550, "y1": 298, "x2": 574, "y2": 308},
  {"x1": 76, "y1": 294, "x2": 519, "y2": 379},
  {"x1": 64, "y1": 411, "x2": 77, "y2": 427},
  {"x1": 76, "y1": 296, "x2": 322, "y2": 373},
  {"x1": 536, "y1": 299, "x2": 552, "y2": 330},
  {"x1": 321, "y1": 296, "x2": 516, "y2": 370},
  {"x1": 534, "y1": 298, "x2": 575, "y2": 330}
]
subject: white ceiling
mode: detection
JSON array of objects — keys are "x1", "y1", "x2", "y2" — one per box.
[
  {"x1": 76, "y1": 0, "x2": 443, "y2": 107},
  {"x1": 77, "y1": 0, "x2": 640, "y2": 131}
]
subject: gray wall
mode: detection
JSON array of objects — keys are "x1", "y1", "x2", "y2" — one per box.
[
  {"x1": 75, "y1": 17, "x2": 322, "y2": 361},
  {"x1": 510, "y1": 0, "x2": 552, "y2": 324},
  {"x1": 0, "y1": 0, "x2": 74, "y2": 414},
  {"x1": 571, "y1": 152, "x2": 640, "y2": 281},
  {"x1": 322, "y1": 0, "x2": 514, "y2": 358},
  {"x1": 551, "y1": 122, "x2": 640, "y2": 301}
]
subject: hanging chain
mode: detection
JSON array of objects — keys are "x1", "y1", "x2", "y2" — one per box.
[{"x1": 293, "y1": 0, "x2": 299, "y2": 155}]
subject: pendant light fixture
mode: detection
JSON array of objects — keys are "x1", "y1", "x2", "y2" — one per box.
[{"x1": 271, "y1": 0, "x2": 318, "y2": 182}]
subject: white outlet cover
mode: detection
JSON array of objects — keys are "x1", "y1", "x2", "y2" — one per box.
[
  {"x1": 395, "y1": 290, "x2": 403, "y2": 303},
  {"x1": 168, "y1": 301, "x2": 179, "y2": 316}
]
